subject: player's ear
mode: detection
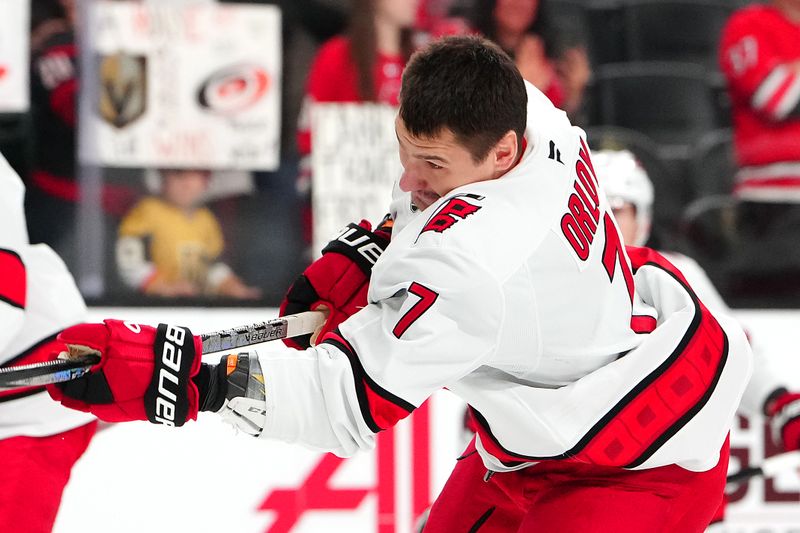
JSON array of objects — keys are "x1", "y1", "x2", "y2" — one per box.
[{"x1": 492, "y1": 130, "x2": 519, "y2": 173}]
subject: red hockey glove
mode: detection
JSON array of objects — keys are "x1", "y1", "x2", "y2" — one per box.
[
  {"x1": 46, "y1": 320, "x2": 203, "y2": 426},
  {"x1": 279, "y1": 218, "x2": 391, "y2": 349},
  {"x1": 767, "y1": 390, "x2": 800, "y2": 452}
]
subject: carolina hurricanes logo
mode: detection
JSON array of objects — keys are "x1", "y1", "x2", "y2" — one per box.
[
  {"x1": 421, "y1": 194, "x2": 484, "y2": 234},
  {"x1": 197, "y1": 64, "x2": 270, "y2": 115}
]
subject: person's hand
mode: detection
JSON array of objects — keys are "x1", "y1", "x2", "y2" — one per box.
[
  {"x1": 279, "y1": 219, "x2": 391, "y2": 349},
  {"x1": 556, "y1": 46, "x2": 591, "y2": 115},
  {"x1": 767, "y1": 391, "x2": 800, "y2": 451},
  {"x1": 515, "y1": 34, "x2": 554, "y2": 91},
  {"x1": 144, "y1": 278, "x2": 199, "y2": 298},
  {"x1": 46, "y1": 320, "x2": 203, "y2": 426},
  {"x1": 215, "y1": 274, "x2": 263, "y2": 300}
]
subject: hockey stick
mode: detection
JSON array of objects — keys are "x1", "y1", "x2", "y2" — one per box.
[
  {"x1": 727, "y1": 450, "x2": 800, "y2": 485},
  {"x1": 0, "y1": 310, "x2": 326, "y2": 392}
]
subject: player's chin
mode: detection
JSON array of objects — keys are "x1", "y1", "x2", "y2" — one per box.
[{"x1": 412, "y1": 192, "x2": 440, "y2": 211}]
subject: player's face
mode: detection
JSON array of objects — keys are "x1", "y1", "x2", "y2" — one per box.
[
  {"x1": 494, "y1": 0, "x2": 539, "y2": 35},
  {"x1": 376, "y1": 0, "x2": 420, "y2": 29},
  {"x1": 395, "y1": 116, "x2": 503, "y2": 211},
  {"x1": 611, "y1": 203, "x2": 638, "y2": 245}
]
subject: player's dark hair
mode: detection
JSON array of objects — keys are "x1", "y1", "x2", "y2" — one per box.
[{"x1": 399, "y1": 35, "x2": 527, "y2": 163}]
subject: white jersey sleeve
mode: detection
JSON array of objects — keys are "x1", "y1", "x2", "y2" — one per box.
[{"x1": 254, "y1": 243, "x2": 503, "y2": 456}]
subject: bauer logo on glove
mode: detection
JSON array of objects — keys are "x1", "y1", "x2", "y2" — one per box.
[{"x1": 46, "y1": 320, "x2": 203, "y2": 426}]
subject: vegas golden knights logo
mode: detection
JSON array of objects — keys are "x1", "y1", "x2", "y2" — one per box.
[{"x1": 97, "y1": 52, "x2": 147, "y2": 128}]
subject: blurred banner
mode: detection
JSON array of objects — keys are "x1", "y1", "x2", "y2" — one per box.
[
  {"x1": 714, "y1": 310, "x2": 800, "y2": 533},
  {"x1": 0, "y1": 0, "x2": 30, "y2": 112},
  {"x1": 78, "y1": 0, "x2": 281, "y2": 170},
  {"x1": 311, "y1": 104, "x2": 401, "y2": 254}
]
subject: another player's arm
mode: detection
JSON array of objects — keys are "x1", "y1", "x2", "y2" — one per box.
[{"x1": 116, "y1": 202, "x2": 160, "y2": 291}]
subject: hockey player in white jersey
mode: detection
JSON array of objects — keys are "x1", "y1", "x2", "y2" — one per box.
[
  {"x1": 595, "y1": 148, "x2": 800, "y2": 524},
  {"x1": 46, "y1": 36, "x2": 752, "y2": 532},
  {"x1": 0, "y1": 154, "x2": 96, "y2": 532}
]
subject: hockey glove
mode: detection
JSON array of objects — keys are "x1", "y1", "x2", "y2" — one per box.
[
  {"x1": 279, "y1": 218, "x2": 391, "y2": 349},
  {"x1": 767, "y1": 390, "x2": 800, "y2": 451},
  {"x1": 46, "y1": 320, "x2": 203, "y2": 426}
]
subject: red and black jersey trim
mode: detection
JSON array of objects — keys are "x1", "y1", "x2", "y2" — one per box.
[
  {"x1": 473, "y1": 249, "x2": 729, "y2": 468},
  {"x1": 0, "y1": 331, "x2": 64, "y2": 402},
  {"x1": 0, "y1": 248, "x2": 25, "y2": 310},
  {"x1": 322, "y1": 329, "x2": 416, "y2": 433}
]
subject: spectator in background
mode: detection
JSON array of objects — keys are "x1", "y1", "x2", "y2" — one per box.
[
  {"x1": 465, "y1": 0, "x2": 590, "y2": 119},
  {"x1": 27, "y1": 0, "x2": 79, "y2": 264},
  {"x1": 596, "y1": 149, "x2": 800, "y2": 524},
  {"x1": 28, "y1": 0, "x2": 134, "y2": 270},
  {"x1": 115, "y1": 168, "x2": 261, "y2": 300},
  {"x1": 296, "y1": 0, "x2": 419, "y2": 244},
  {"x1": 719, "y1": 0, "x2": 800, "y2": 293}
]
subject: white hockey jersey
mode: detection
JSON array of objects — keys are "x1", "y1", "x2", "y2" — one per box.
[
  {"x1": 257, "y1": 84, "x2": 752, "y2": 472},
  {"x1": 662, "y1": 251, "x2": 783, "y2": 418},
  {"x1": 0, "y1": 154, "x2": 94, "y2": 439}
]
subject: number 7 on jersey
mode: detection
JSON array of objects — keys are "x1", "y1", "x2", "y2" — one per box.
[{"x1": 392, "y1": 282, "x2": 439, "y2": 338}]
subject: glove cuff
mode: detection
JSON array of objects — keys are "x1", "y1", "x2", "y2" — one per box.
[
  {"x1": 195, "y1": 362, "x2": 228, "y2": 413},
  {"x1": 321, "y1": 222, "x2": 390, "y2": 276},
  {"x1": 144, "y1": 324, "x2": 202, "y2": 426}
]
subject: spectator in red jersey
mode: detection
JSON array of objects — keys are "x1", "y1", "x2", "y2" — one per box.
[
  {"x1": 296, "y1": 0, "x2": 419, "y2": 246},
  {"x1": 465, "y1": 0, "x2": 590, "y2": 119},
  {"x1": 27, "y1": 0, "x2": 80, "y2": 265},
  {"x1": 719, "y1": 0, "x2": 800, "y2": 294}
]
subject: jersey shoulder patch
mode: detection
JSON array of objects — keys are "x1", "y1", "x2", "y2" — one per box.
[{"x1": 418, "y1": 193, "x2": 484, "y2": 237}]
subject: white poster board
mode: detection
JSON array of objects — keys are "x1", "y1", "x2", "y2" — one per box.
[
  {"x1": 311, "y1": 104, "x2": 401, "y2": 255},
  {"x1": 0, "y1": 0, "x2": 30, "y2": 112},
  {"x1": 78, "y1": 1, "x2": 281, "y2": 170}
]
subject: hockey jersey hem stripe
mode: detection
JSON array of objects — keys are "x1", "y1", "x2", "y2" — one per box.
[{"x1": 626, "y1": 330, "x2": 729, "y2": 468}]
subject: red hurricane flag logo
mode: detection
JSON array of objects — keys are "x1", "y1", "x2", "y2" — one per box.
[
  {"x1": 197, "y1": 64, "x2": 270, "y2": 115},
  {"x1": 421, "y1": 194, "x2": 484, "y2": 234}
]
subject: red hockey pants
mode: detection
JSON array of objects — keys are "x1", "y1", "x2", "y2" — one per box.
[{"x1": 424, "y1": 435, "x2": 729, "y2": 532}]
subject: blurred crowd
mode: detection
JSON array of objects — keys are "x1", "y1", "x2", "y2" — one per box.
[{"x1": 4, "y1": 0, "x2": 798, "y2": 307}]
